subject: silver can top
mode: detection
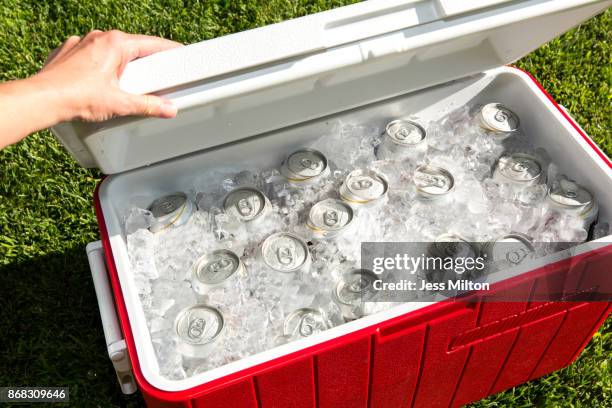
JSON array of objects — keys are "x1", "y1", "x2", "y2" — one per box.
[
  {"x1": 148, "y1": 192, "x2": 187, "y2": 219},
  {"x1": 175, "y1": 305, "x2": 224, "y2": 345},
  {"x1": 385, "y1": 120, "x2": 426, "y2": 146},
  {"x1": 282, "y1": 149, "x2": 328, "y2": 180},
  {"x1": 341, "y1": 169, "x2": 389, "y2": 203},
  {"x1": 261, "y1": 232, "x2": 310, "y2": 273},
  {"x1": 308, "y1": 199, "x2": 354, "y2": 232},
  {"x1": 431, "y1": 233, "x2": 477, "y2": 259},
  {"x1": 486, "y1": 233, "x2": 534, "y2": 265},
  {"x1": 194, "y1": 249, "x2": 241, "y2": 286},
  {"x1": 479, "y1": 103, "x2": 520, "y2": 133},
  {"x1": 496, "y1": 153, "x2": 542, "y2": 183},
  {"x1": 224, "y1": 187, "x2": 268, "y2": 222},
  {"x1": 548, "y1": 179, "x2": 593, "y2": 210},
  {"x1": 283, "y1": 308, "x2": 329, "y2": 338},
  {"x1": 414, "y1": 165, "x2": 455, "y2": 198},
  {"x1": 334, "y1": 269, "x2": 378, "y2": 305}
]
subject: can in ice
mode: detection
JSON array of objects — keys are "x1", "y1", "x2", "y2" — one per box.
[
  {"x1": 546, "y1": 178, "x2": 598, "y2": 229},
  {"x1": 260, "y1": 232, "x2": 311, "y2": 274},
  {"x1": 192, "y1": 249, "x2": 245, "y2": 295},
  {"x1": 493, "y1": 153, "x2": 543, "y2": 186},
  {"x1": 175, "y1": 304, "x2": 225, "y2": 358},
  {"x1": 223, "y1": 187, "x2": 271, "y2": 223},
  {"x1": 332, "y1": 269, "x2": 379, "y2": 321},
  {"x1": 477, "y1": 103, "x2": 520, "y2": 138},
  {"x1": 413, "y1": 165, "x2": 455, "y2": 201},
  {"x1": 339, "y1": 169, "x2": 389, "y2": 205},
  {"x1": 148, "y1": 192, "x2": 194, "y2": 233},
  {"x1": 429, "y1": 233, "x2": 479, "y2": 259},
  {"x1": 425, "y1": 234, "x2": 481, "y2": 282},
  {"x1": 377, "y1": 119, "x2": 427, "y2": 161},
  {"x1": 280, "y1": 148, "x2": 330, "y2": 185},
  {"x1": 283, "y1": 308, "x2": 330, "y2": 339},
  {"x1": 306, "y1": 199, "x2": 354, "y2": 239},
  {"x1": 482, "y1": 233, "x2": 535, "y2": 267}
]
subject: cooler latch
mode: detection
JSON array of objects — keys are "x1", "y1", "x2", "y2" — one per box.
[{"x1": 86, "y1": 241, "x2": 137, "y2": 395}]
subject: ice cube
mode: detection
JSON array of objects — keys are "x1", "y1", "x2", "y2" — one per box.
[{"x1": 592, "y1": 222, "x2": 610, "y2": 240}]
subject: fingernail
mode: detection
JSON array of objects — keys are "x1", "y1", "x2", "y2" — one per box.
[{"x1": 160, "y1": 100, "x2": 177, "y2": 118}]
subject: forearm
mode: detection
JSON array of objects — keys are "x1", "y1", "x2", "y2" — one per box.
[{"x1": 0, "y1": 76, "x2": 71, "y2": 148}]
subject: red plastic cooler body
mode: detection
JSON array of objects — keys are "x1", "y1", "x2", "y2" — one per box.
[{"x1": 94, "y1": 68, "x2": 612, "y2": 408}]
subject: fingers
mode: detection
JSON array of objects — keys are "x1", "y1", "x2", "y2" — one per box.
[
  {"x1": 44, "y1": 35, "x2": 81, "y2": 67},
  {"x1": 119, "y1": 92, "x2": 177, "y2": 119},
  {"x1": 99, "y1": 30, "x2": 182, "y2": 73},
  {"x1": 123, "y1": 33, "x2": 183, "y2": 59}
]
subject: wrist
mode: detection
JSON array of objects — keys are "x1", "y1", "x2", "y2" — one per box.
[{"x1": 25, "y1": 73, "x2": 79, "y2": 124}]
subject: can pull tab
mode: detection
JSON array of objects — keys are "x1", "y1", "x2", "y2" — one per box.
[
  {"x1": 300, "y1": 157, "x2": 319, "y2": 170},
  {"x1": 349, "y1": 277, "x2": 369, "y2": 293},
  {"x1": 506, "y1": 248, "x2": 529, "y2": 265},
  {"x1": 298, "y1": 315, "x2": 316, "y2": 337},
  {"x1": 560, "y1": 179, "x2": 579, "y2": 198},
  {"x1": 237, "y1": 198, "x2": 255, "y2": 216},
  {"x1": 277, "y1": 246, "x2": 295, "y2": 266},
  {"x1": 396, "y1": 126, "x2": 422, "y2": 143},
  {"x1": 209, "y1": 258, "x2": 232, "y2": 274},
  {"x1": 324, "y1": 210, "x2": 339, "y2": 226},
  {"x1": 494, "y1": 110, "x2": 509, "y2": 123},
  {"x1": 396, "y1": 127, "x2": 411, "y2": 140},
  {"x1": 421, "y1": 174, "x2": 447, "y2": 189},
  {"x1": 188, "y1": 317, "x2": 207, "y2": 339},
  {"x1": 351, "y1": 179, "x2": 373, "y2": 190}
]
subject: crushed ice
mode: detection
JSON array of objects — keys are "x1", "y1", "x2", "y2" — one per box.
[{"x1": 122, "y1": 104, "x2": 603, "y2": 380}]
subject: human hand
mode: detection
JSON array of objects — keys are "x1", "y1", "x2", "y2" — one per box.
[{"x1": 34, "y1": 30, "x2": 181, "y2": 122}]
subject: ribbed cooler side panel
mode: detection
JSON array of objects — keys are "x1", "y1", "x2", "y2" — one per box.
[
  {"x1": 193, "y1": 380, "x2": 258, "y2": 408},
  {"x1": 316, "y1": 337, "x2": 371, "y2": 408},
  {"x1": 488, "y1": 310, "x2": 566, "y2": 395},
  {"x1": 166, "y1": 249, "x2": 611, "y2": 408},
  {"x1": 255, "y1": 357, "x2": 316, "y2": 408},
  {"x1": 369, "y1": 325, "x2": 426, "y2": 408},
  {"x1": 412, "y1": 306, "x2": 477, "y2": 408},
  {"x1": 451, "y1": 328, "x2": 520, "y2": 407},
  {"x1": 530, "y1": 301, "x2": 609, "y2": 380}
]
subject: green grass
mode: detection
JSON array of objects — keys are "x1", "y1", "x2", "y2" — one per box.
[{"x1": 0, "y1": 1, "x2": 609, "y2": 407}]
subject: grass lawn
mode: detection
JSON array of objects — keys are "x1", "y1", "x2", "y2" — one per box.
[{"x1": 0, "y1": 1, "x2": 610, "y2": 407}]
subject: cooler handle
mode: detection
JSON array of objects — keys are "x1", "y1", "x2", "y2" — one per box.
[{"x1": 86, "y1": 241, "x2": 137, "y2": 395}]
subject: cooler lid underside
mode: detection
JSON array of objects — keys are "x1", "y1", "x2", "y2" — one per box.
[{"x1": 51, "y1": 0, "x2": 611, "y2": 174}]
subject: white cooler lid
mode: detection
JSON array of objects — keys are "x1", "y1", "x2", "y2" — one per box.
[{"x1": 52, "y1": 0, "x2": 611, "y2": 174}]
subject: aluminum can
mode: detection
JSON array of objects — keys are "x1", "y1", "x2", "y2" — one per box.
[
  {"x1": 339, "y1": 169, "x2": 389, "y2": 205},
  {"x1": 306, "y1": 199, "x2": 354, "y2": 239},
  {"x1": 493, "y1": 153, "x2": 543, "y2": 186},
  {"x1": 377, "y1": 119, "x2": 427, "y2": 161},
  {"x1": 175, "y1": 304, "x2": 225, "y2": 358},
  {"x1": 429, "y1": 233, "x2": 479, "y2": 258},
  {"x1": 223, "y1": 187, "x2": 271, "y2": 223},
  {"x1": 192, "y1": 249, "x2": 245, "y2": 295},
  {"x1": 280, "y1": 148, "x2": 330, "y2": 185},
  {"x1": 425, "y1": 233, "x2": 481, "y2": 282},
  {"x1": 283, "y1": 308, "x2": 330, "y2": 339},
  {"x1": 482, "y1": 233, "x2": 535, "y2": 267},
  {"x1": 260, "y1": 232, "x2": 311, "y2": 274},
  {"x1": 546, "y1": 179, "x2": 598, "y2": 229},
  {"x1": 148, "y1": 192, "x2": 193, "y2": 233},
  {"x1": 413, "y1": 165, "x2": 455, "y2": 201},
  {"x1": 332, "y1": 269, "x2": 379, "y2": 321},
  {"x1": 477, "y1": 103, "x2": 520, "y2": 138}
]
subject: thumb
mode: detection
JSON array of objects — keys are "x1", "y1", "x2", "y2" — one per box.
[{"x1": 120, "y1": 93, "x2": 177, "y2": 118}]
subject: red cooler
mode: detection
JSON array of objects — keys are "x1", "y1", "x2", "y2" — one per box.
[{"x1": 52, "y1": 0, "x2": 612, "y2": 407}]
